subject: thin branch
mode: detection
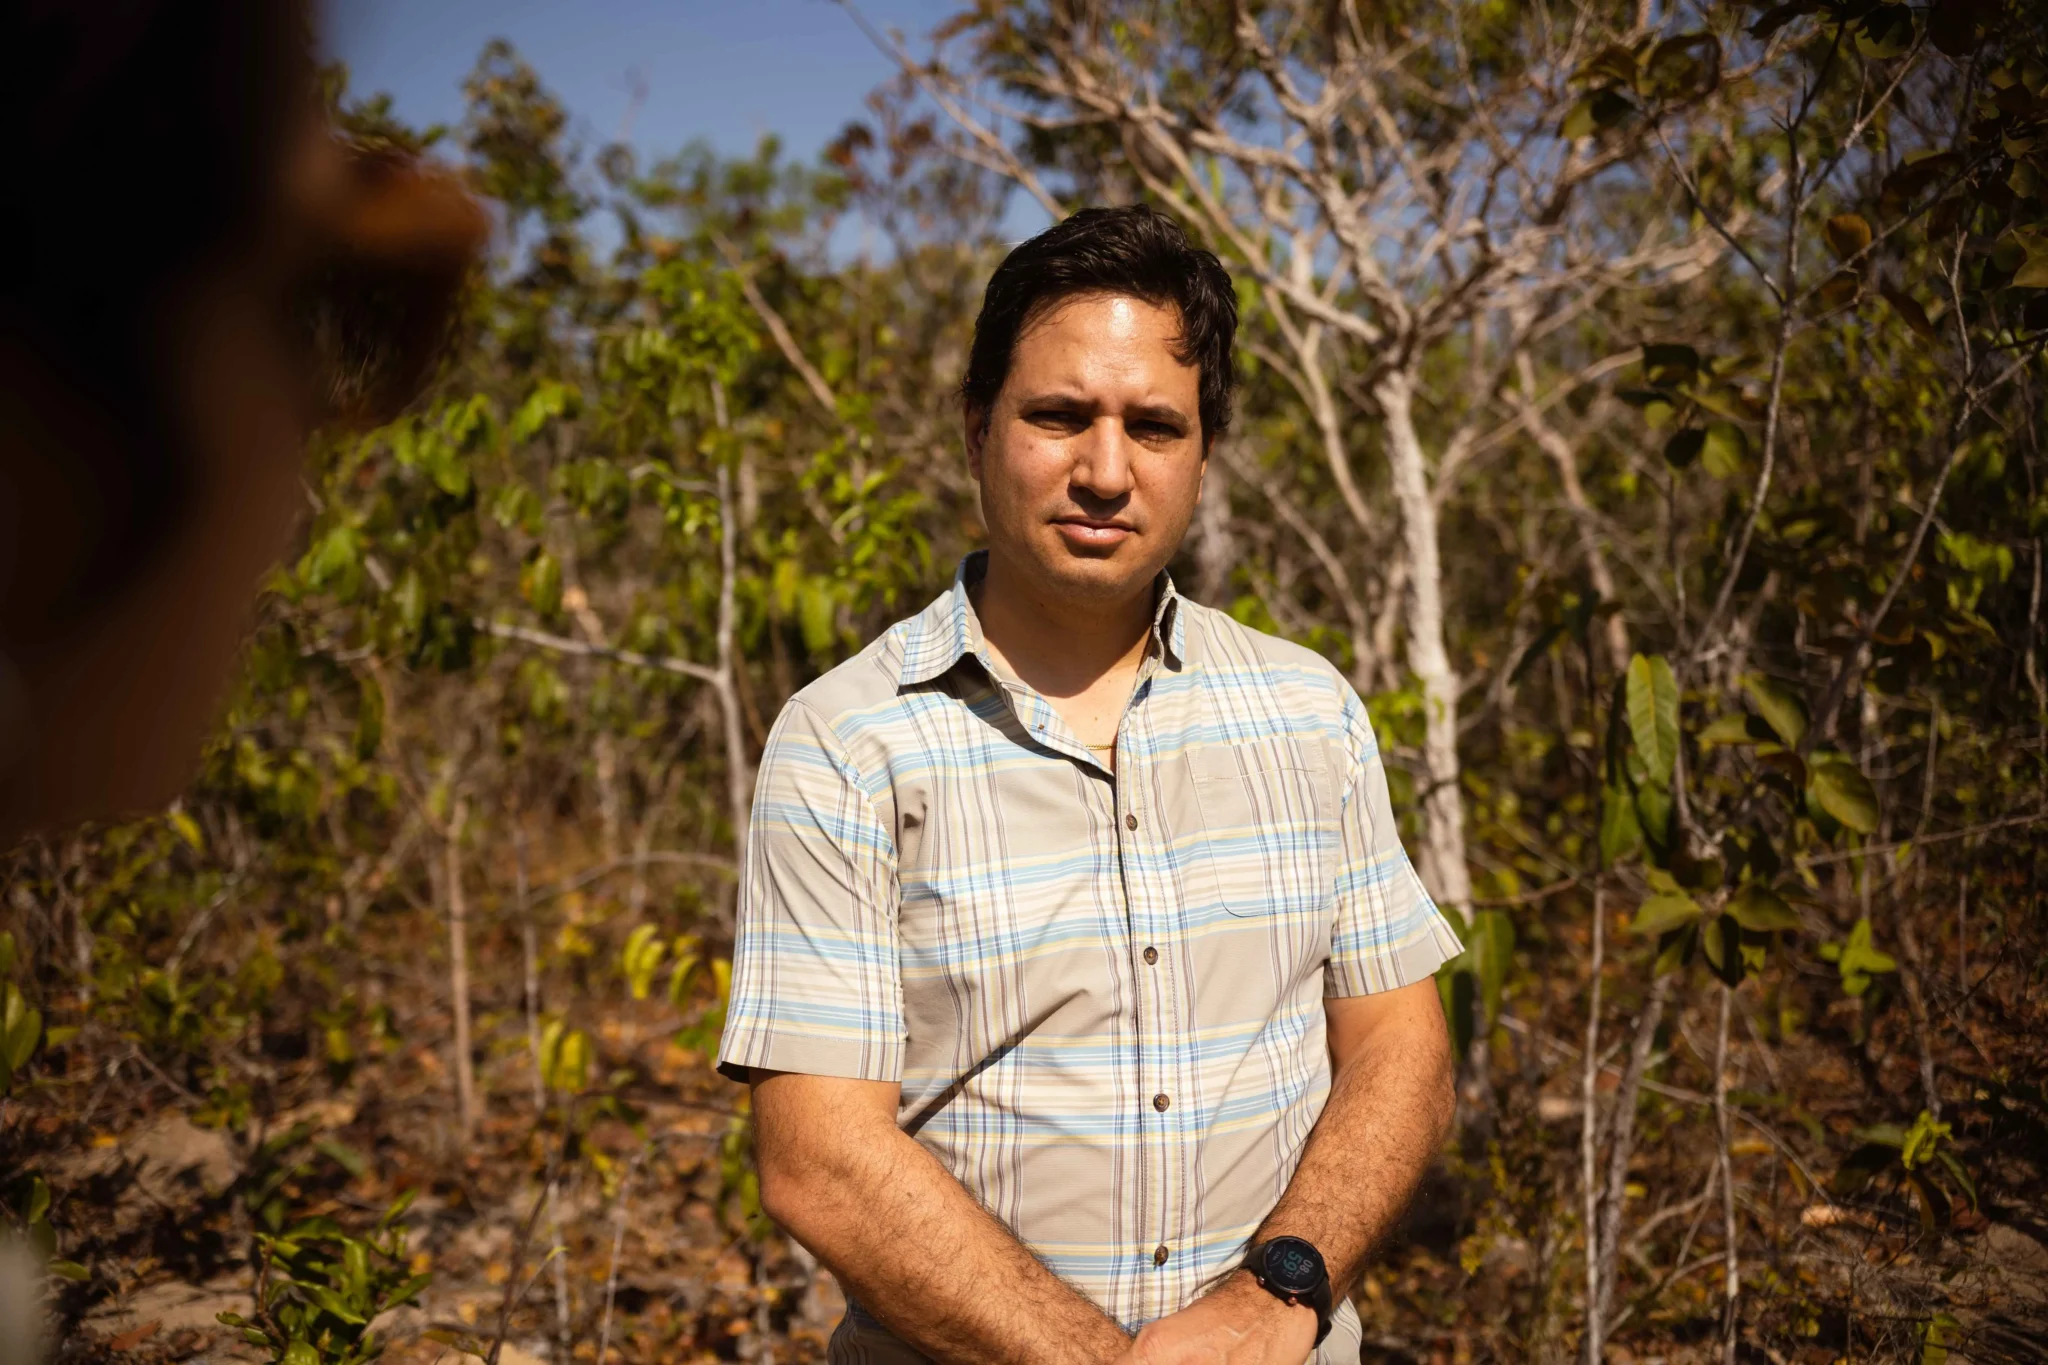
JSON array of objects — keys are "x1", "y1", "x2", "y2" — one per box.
[
  {"x1": 834, "y1": 0, "x2": 1064, "y2": 218},
  {"x1": 710, "y1": 232, "x2": 840, "y2": 417},
  {"x1": 479, "y1": 618, "x2": 722, "y2": 686}
]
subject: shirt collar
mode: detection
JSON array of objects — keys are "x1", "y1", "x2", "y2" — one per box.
[{"x1": 898, "y1": 550, "x2": 1186, "y2": 688}]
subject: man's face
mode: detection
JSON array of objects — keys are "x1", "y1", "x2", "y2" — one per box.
[{"x1": 966, "y1": 292, "x2": 1206, "y2": 611}]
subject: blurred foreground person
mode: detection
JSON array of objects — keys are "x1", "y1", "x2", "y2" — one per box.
[{"x1": 0, "y1": 0, "x2": 485, "y2": 846}]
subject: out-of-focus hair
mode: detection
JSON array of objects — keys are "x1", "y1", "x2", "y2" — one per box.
[
  {"x1": 0, "y1": 0, "x2": 482, "y2": 613},
  {"x1": 962, "y1": 204, "x2": 1239, "y2": 440}
]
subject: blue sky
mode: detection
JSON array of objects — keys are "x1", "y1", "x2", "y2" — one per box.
[{"x1": 324, "y1": 0, "x2": 964, "y2": 170}]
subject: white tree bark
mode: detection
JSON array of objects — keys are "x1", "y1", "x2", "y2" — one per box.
[{"x1": 1375, "y1": 370, "x2": 1473, "y2": 923}]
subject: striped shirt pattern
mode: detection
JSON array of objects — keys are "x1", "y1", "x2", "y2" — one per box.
[{"x1": 718, "y1": 553, "x2": 1463, "y2": 1363}]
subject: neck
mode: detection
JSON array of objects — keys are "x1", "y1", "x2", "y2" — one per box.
[{"x1": 974, "y1": 550, "x2": 1156, "y2": 700}]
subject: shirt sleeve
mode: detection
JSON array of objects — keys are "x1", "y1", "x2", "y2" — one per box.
[
  {"x1": 1325, "y1": 686, "x2": 1466, "y2": 997},
  {"x1": 716, "y1": 697, "x2": 904, "y2": 1084}
]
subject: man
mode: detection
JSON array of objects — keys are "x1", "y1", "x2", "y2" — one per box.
[{"x1": 717, "y1": 205, "x2": 1463, "y2": 1365}]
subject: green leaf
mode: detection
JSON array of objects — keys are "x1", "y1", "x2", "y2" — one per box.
[
  {"x1": 168, "y1": 808, "x2": 204, "y2": 852},
  {"x1": 1701, "y1": 913, "x2": 1744, "y2": 985},
  {"x1": 1727, "y1": 884, "x2": 1800, "y2": 932},
  {"x1": 1601, "y1": 783, "x2": 1643, "y2": 866},
  {"x1": 315, "y1": 1138, "x2": 369, "y2": 1180},
  {"x1": 1653, "y1": 922, "x2": 1696, "y2": 977},
  {"x1": 379, "y1": 1188, "x2": 419, "y2": 1230},
  {"x1": 284, "y1": 1340, "x2": 322, "y2": 1365},
  {"x1": 1935, "y1": 1150, "x2": 1978, "y2": 1209},
  {"x1": 2013, "y1": 229, "x2": 2048, "y2": 289},
  {"x1": 1832, "y1": 918, "x2": 1898, "y2": 995},
  {"x1": 1901, "y1": 1109, "x2": 1952, "y2": 1171},
  {"x1": 302, "y1": 523, "x2": 362, "y2": 593},
  {"x1": 1741, "y1": 674, "x2": 1809, "y2": 748},
  {"x1": 1631, "y1": 892, "x2": 1701, "y2": 936},
  {"x1": 1560, "y1": 88, "x2": 1638, "y2": 139},
  {"x1": 1701, "y1": 423, "x2": 1748, "y2": 479},
  {"x1": 1663, "y1": 427, "x2": 1705, "y2": 468},
  {"x1": 3, "y1": 985, "x2": 43, "y2": 1075},
  {"x1": 1824, "y1": 213, "x2": 1873, "y2": 260},
  {"x1": 1643, "y1": 33, "x2": 1720, "y2": 100},
  {"x1": 48, "y1": 1260, "x2": 89, "y2": 1282},
  {"x1": 521, "y1": 551, "x2": 563, "y2": 617},
  {"x1": 539, "y1": 1020, "x2": 592, "y2": 1095},
  {"x1": 798, "y1": 578, "x2": 838, "y2": 658},
  {"x1": 303, "y1": 1282, "x2": 367, "y2": 1324},
  {"x1": 1626, "y1": 654, "x2": 1680, "y2": 787},
  {"x1": 1922, "y1": 1310, "x2": 1963, "y2": 1364},
  {"x1": 621, "y1": 924, "x2": 667, "y2": 1001},
  {"x1": 1881, "y1": 285, "x2": 1938, "y2": 339},
  {"x1": 1809, "y1": 758, "x2": 1880, "y2": 834},
  {"x1": 1641, "y1": 343, "x2": 1700, "y2": 387},
  {"x1": 1560, "y1": 94, "x2": 1599, "y2": 139},
  {"x1": 1698, "y1": 712, "x2": 1763, "y2": 747}
]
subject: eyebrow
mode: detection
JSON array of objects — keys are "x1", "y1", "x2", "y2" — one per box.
[{"x1": 1018, "y1": 392, "x2": 1193, "y2": 427}]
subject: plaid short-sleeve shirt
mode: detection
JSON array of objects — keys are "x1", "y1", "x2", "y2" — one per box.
[{"x1": 718, "y1": 553, "x2": 1462, "y2": 1363}]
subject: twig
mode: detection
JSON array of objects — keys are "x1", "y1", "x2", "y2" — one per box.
[
  {"x1": 1795, "y1": 809, "x2": 2048, "y2": 866},
  {"x1": 710, "y1": 233, "x2": 841, "y2": 418},
  {"x1": 833, "y1": 0, "x2": 1064, "y2": 218},
  {"x1": 596, "y1": 1150, "x2": 651, "y2": 1365},
  {"x1": 1715, "y1": 985, "x2": 1739, "y2": 1365},
  {"x1": 479, "y1": 618, "x2": 721, "y2": 686},
  {"x1": 486, "y1": 1114, "x2": 572, "y2": 1365}
]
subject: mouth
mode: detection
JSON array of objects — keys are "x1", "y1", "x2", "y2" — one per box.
[{"x1": 1052, "y1": 516, "x2": 1136, "y2": 549}]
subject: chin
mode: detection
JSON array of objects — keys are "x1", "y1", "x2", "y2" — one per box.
[{"x1": 1038, "y1": 544, "x2": 1158, "y2": 605}]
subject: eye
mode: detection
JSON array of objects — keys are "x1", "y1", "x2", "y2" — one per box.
[
  {"x1": 1131, "y1": 419, "x2": 1184, "y2": 442},
  {"x1": 1028, "y1": 408, "x2": 1088, "y2": 433}
]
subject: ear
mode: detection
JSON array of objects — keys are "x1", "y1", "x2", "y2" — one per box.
[
  {"x1": 1196, "y1": 436, "x2": 1213, "y2": 502},
  {"x1": 964, "y1": 398, "x2": 989, "y2": 480}
]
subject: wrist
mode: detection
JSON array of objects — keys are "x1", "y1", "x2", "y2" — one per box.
[
  {"x1": 1241, "y1": 1236, "x2": 1334, "y2": 1347},
  {"x1": 1217, "y1": 1268, "x2": 1315, "y2": 1323}
]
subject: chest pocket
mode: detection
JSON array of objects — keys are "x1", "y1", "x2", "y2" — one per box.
[{"x1": 1187, "y1": 736, "x2": 1341, "y2": 918}]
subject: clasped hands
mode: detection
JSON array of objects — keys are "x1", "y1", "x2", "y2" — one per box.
[{"x1": 1109, "y1": 1270, "x2": 1318, "y2": 1365}]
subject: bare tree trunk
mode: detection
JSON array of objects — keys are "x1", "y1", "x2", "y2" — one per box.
[
  {"x1": 1192, "y1": 458, "x2": 1238, "y2": 606},
  {"x1": 1595, "y1": 974, "x2": 1673, "y2": 1327},
  {"x1": 1375, "y1": 370, "x2": 1473, "y2": 923},
  {"x1": 1715, "y1": 986, "x2": 1740, "y2": 1365},
  {"x1": 444, "y1": 796, "x2": 477, "y2": 1143},
  {"x1": 514, "y1": 810, "x2": 544, "y2": 1115}
]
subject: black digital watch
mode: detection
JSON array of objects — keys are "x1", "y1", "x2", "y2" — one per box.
[{"x1": 1243, "y1": 1235, "x2": 1333, "y2": 1347}]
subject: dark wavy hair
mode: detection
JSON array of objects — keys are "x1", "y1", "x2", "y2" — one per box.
[{"x1": 962, "y1": 204, "x2": 1238, "y2": 441}]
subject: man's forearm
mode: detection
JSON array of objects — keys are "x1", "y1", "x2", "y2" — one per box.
[
  {"x1": 757, "y1": 1083, "x2": 1130, "y2": 1365},
  {"x1": 1249, "y1": 999, "x2": 1456, "y2": 1295}
]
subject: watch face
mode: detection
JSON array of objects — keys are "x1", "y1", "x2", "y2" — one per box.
[{"x1": 1264, "y1": 1238, "x2": 1322, "y2": 1293}]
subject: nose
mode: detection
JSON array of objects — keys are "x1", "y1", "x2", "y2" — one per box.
[{"x1": 1071, "y1": 416, "x2": 1136, "y2": 502}]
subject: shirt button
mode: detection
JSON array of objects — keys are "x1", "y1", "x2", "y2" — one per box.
[
  {"x1": 1143, "y1": 946, "x2": 1159, "y2": 965},
  {"x1": 1152, "y1": 1093, "x2": 1170, "y2": 1112},
  {"x1": 1125, "y1": 813, "x2": 1138, "y2": 831},
  {"x1": 1153, "y1": 1244, "x2": 1170, "y2": 1267}
]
